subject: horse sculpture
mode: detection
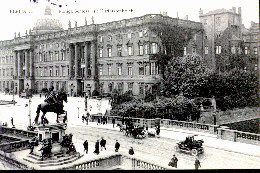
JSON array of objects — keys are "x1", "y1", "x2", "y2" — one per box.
[{"x1": 34, "y1": 92, "x2": 68, "y2": 125}]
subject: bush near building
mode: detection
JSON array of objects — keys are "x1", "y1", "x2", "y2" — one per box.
[{"x1": 110, "y1": 95, "x2": 201, "y2": 121}]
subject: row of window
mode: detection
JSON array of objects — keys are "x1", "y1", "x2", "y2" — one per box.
[
  {"x1": 0, "y1": 81, "x2": 12, "y2": 90},
  {"x1": 203, "y1": 46, "x2": 258, "y2": 55},
  {"x1": 99, "y1": 62, "x2": 159, "y2": 76},
  {"x1": 35, "y1": 51, "x2": 66, "y2": 63},
  {"x1": 0, "y1": 68, "x2": 14, "y2": 77},
  {"x1": 38, "y1": 42, "x2": 66, "y2": 51},
  {"x1": 99, "y1": 43, "x2": 159, "y2": 58},
  {"x1": 98, "y1": 30, "x2": 149, "y2": 43},
  {"x1": 100, "y1": 82, "x2": 150, "y2": 95},
  {"x1": 35, "y1": 65, "x2": 69, "y2": 77},
  {"x1": 0, "y1": 56, "x2": 14, "y2": 64},
  {"x1": 35, "y1": 81, "x2": 67, "y2": 91}
]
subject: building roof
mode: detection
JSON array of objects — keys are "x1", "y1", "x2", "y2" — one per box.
[
  {"x1": 32, "y1": 6, "x2": 63, "y2": 35},
  {"x1": 200, "y1": 8, "x2": 238, "y2": 16}
]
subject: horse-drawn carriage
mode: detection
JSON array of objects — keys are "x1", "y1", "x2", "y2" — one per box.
[{"x1": 117, "y1": 120, "x2": 146, "y2": 139}]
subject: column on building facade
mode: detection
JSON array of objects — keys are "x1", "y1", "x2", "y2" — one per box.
[
  {"x1": 90, "y1": 40, "x2": 97, "y2": 78},
  {"x1": 84, "y1": 42, "x2": 89, "y2": 78},
  {"x1": 29, "y1": 50, "x2": 33, "y2": 77},
  {"x1": 68, "y1": 44, "x2": 73, "y2": 78},
  {"x1": 14, "y1": 51, "x2": 18, "y2": 78},
  {"x1": 17, "y1": 51, "x2": 21, "y2": 78},
  {"x1": 74, "y1": 43, "x2": 79, "y2": 79},
  {"x1": 25, "y1": 50, "x2": 29, "y2": 78}
]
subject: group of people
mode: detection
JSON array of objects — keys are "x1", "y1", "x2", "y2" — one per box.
[
  {"x1": 97, "y1": 116, "x2": 108, "y2": 125},
  {"x1": 82, "y1": 138, "x2": 134, "y2": 156},
  {"x1": 168, "y1": 154, "x2": 201, "y2": 170}
]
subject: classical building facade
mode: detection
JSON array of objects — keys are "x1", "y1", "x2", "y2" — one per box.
[{"x1": 0, "y1": 6, "x2": 204, "y2": 96}]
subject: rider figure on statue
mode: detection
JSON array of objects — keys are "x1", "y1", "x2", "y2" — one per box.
[{"x1": 45, "y1": 86, "x2": 57, "y2": 106}]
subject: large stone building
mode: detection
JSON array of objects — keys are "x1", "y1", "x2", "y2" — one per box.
[
  {"x1": 199, "y1": 7, "x2": 259, "y2": 72},
  {"x1": 242, "y1": 21, "x2": 259, "y2": 71},
  {"x1": 0, "y1": 6, "x2": 204, "y2": 96}
]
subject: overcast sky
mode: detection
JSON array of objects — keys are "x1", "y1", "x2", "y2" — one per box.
[{"x1": 0, "y1": 0, "x2": 259, "y2": 41}]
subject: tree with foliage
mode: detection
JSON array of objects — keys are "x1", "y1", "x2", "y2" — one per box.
[{"x1": 161, "y1": 54, "x2": 211, "y2": 98}]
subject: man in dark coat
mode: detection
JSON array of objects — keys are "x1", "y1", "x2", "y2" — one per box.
[
  {"x1": 129, "y1": 147, "x2": 134, "y2": 155},
  {"x1": 195, "y1": 158, "x2": 201, "y2": 170},
  {"x1": 100, "y1": 137, "x2": 107, "y2": 151},
  {"x1": 169, "y1": 154, "x2": 178, "y2": 168},
  {"x1": 115, "y1": 140, "x2": 120, "y2": 152},
  {"x1": 102, "y1": 116, "x2": 106, "y2": 125},
  {"x1": 97, "y1": 118, "x2": 100, "y2": 125},
  {"x1": 83, "y1": 140, "x2": 88, "y2": 154},
  {"x1": 112, "y1": 118, "x2": 116, "y2": 128},
  {"x1": 94, "y1": 140, "x2": 100, "y2": 155},
  {"x1": 156, "y1": 126, "x2": 160, "y2": 136}
]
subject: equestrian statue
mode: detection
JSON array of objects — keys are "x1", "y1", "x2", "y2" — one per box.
[{"x1": 34, "y1": 86, "x2": 68, "y2": 125}]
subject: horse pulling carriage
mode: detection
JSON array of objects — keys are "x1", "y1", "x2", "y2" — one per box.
[{"x1": 117, "y1": 122, "x2": 146, "y2": 139}]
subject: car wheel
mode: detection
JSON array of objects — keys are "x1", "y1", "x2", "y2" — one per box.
[{"x1": 191, "y1": 149, "x2": 198, "y2": 156}]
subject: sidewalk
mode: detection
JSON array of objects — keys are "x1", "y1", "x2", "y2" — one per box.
[{"x1": 71, "y1": 121, "x2": 260, "y2": 158}]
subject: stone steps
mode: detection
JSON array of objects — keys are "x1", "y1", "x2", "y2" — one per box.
[
  {"x1": 40, "y1": 154, "x2": 82, "y2": 167},
  {"x1": 23, "y1": 152, "x2": 81, "y2": 167}
]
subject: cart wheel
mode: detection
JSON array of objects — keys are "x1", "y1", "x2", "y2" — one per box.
[
  {"x1": 191, "y1": 149, "x2": 198, "y2": 156},
  {"x1": 174, "y1": 145, "x2": 180, "y2": 152}
]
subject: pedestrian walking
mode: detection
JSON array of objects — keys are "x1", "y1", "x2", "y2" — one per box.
[
  {"x1": 97, "y1": 118, "x2": 101, "y2": 125},
  {"x1": 122, "y1": 117, "x2": 125, "y2": 125},
  {"x1": 102, "y1": 116, "x2": 106, "y2": 125},
  {"x1": 94, "y1": 140, "x2": 100, "y2": 155},
  {"x1": 40, "y1": 93, "x2": 42, "y2": 98},
  {"x1": 128, "y1": 147, "x2": 134, "y2": 155},
  {"x1": 83, "y1": 140, "x2": 88, "y2": 154},
  {"x1": 112, "y1": 118, "x2": 115, "y2": 128},
  {"x1": 115, "y1": 140, "x2": 120, "y2": 152},
  {"x1": 105, "y1": 116, "x2": 108, "y2": 124},
  {"x1": 145, "y1": 123, "x2": 148, "y2": 131},
  {"x1": 86, "y1": 116, "x2": 89, "y2": 125},
  {"x1": 100, "y1": 137, "x2": 107, "y2": 151},
  {"x1": 156, "y1": 126, "x2": 160, "y2": 136},
  {"x1": 82, "y1": 115, "x2": 85, "y2": 123},
  {"x1": 168, "y1": 154, "x2": 178, "y2": 168},
  {"x1": 194, "y1": 158, "x2": 201, "y2": 170},
  {"x1": 11, "y1": 117, "x2": 14, "y2": 128}
]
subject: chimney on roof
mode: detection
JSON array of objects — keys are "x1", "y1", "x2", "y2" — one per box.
[
  {"x1": 232, "y1": 7, "x2": 236, "y2": 13},
  {"x1": 251, "y1": 21, "x2": 255, "y2": 27},
  {"x1": 199, "y1": 8, "x2": 203, "y2": 15},
  {"x1": 238, "y1": 7, "x2": 241, "y2": 15},
  {"x1": 185, "y1": 15, "x2": 188, "y2": 20}
]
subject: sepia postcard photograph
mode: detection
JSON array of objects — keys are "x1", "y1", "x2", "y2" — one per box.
[{"x1": 0, "y1": 0, "x2": 259, "y2": 170}]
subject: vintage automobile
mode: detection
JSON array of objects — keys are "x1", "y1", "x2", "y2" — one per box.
[{"x1": 175, "y1": 135, "x2": 204, "y2": 156}]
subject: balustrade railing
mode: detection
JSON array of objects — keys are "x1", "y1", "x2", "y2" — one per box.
[
  {"x1": 128, "y1": 157, "x2": 167, "y2": 170},
  {"x1": 64, "y1": 154, "x2": 122, "y2": 170},
  {"x1": 63, "y1": 154, "x2": 168, "y2": 170},
  {"x1": 91, "y1": 115, "x2": 218, "y2": 134},
  {"x1": 0, "y1": 140, "x2": 30, "y2": 153},
  {"x1": 0, "y1": 126, "x2": 37, "y2": 139}
]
